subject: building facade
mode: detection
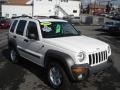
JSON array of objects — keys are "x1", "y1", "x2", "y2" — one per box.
[
  {"x1": 1, "y1": 0, "x2": 81, "y2": 18},
  {"x1": 2, "y1": 4, "x2": 32, "y2": 18},
  {"x1": 1, "y1": 0, "x2": 32, "y2": 18},
  {"x1": 33, "y1": 0, "x2": 81, "y2": 18}
]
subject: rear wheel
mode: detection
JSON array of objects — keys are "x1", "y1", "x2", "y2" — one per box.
[
  {"x1": 47, "y1": 62, "x2": 71, "y2": 89},
  {"x1": 9, "y1": 48, "x2": 19, "y2": 63}
]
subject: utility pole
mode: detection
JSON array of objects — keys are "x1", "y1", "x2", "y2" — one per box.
[
  {"x1": 94, "y1": 0, "x2": 96, "y2": 14},
  {"x1": 89, "y1": 0, "x2": 91, "y2": 4}
]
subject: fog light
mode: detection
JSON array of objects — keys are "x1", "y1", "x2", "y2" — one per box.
[{"x1": 78, "y1": 74, "x2": 83, "y2": 79}]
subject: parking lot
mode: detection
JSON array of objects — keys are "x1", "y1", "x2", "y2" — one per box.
[{"x1": 0, "y1": 25, "x2": 120, "y2": 90}]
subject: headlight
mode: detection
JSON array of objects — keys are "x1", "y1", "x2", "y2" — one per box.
[
  {"x1": 108, "y1": 45, "x2": 111, "y2": 54},
  {"x1": 76, "y1": 52, "x2": 85, "y2": 62}
]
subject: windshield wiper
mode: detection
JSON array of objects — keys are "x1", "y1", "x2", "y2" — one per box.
[
  {"x1": 48, "y1": 34, "x2": 63, "y2": 38},
  {"x1": 63, "y1": 33, "x2": 80, "y2": 37}
]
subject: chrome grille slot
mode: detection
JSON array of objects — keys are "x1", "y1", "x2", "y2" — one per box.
[
  {"x1": 101, "y1": 52, "x2": 103, "y2": 61},
  {"x1": 92, "y1": 54, "x2": 95, "y2": 64},
  {"x1": 96, "y1": 53, "x2": 98, "y2": 63},
  {"x1": 103, "y1": 51, "x2": 105, "y2": 60},
  {"x1": 89, "y1": 51, "x2": 108, "y2": 65},
  {"x1": 98, "y1": 52, "x2": 101, "y2": 62},
  {"x1": 89, "y1": 55, "x2": 92, "y2": 65}
]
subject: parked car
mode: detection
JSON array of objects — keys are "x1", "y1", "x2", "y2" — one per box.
[
  {"x1": 102, "y1": 21, "x2": 116, "y2": 31},
  {"x1": 108, "y1": 22, "x2": 120, "y2": 34},
  {"x1": 112, "y1": 14, "x2": 120, "y2": 21},
  {"x1": 0, "y1": 19, "x2": 11, "y2": 29},
  {"x1": 71, "y1": 16, "x2": 80, "y2": 24},
  {"x1": 62, "y1": 15, "x2": 80, "y2": 24},
  {"x1": 0, "y1": 16, "x2": 5, "y2": 20},
  {"x1": 8, "y1": 17, "x2": 112, "y2": 89},
  {"x1": 107, "y1": 13, "x2": 114, "y2": 19},
  {"x1": 102, "y1": 21, "x2": 120, "y2": 34},
  {"x1": 100, "y1": 13, "x2": 109, "y2": 17}
]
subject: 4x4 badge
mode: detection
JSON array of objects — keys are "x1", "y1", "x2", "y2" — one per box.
[{"x1": 96, "y1": 48, "x2": 100, "y2": 50}]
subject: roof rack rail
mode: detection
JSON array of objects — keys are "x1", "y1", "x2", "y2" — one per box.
[
  {"x1": 33, "y1": 16, "x2": 49, "y2": 19},
  {"x1": 11, "y1": 15, "x2": 32, "y2": 19},
  {"x1": 49, "y1": 15, "x2": 60, "y2": 19}
]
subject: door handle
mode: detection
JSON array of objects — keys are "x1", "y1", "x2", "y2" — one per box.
[
  {"x1": 13, "y1": 36, "x2": 17, "y2": 38},
  {"x1": 24, "y1": 39, "x2": 29, "y2": 42}
]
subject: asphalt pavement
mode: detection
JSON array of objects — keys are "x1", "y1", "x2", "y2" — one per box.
[{"x1": 0, "y1": 25, "x2": 120, "y2": 90}]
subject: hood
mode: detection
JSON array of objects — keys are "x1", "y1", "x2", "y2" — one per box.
[{"x1": 44, "y1": 35, "x2": 108, "y2": 53}]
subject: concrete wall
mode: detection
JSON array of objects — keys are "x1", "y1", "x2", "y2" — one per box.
[{"x1": 2, "y1": 5, "x2": 32, "y2": 18}]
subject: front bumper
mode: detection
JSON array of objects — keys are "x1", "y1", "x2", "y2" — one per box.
[
  {"x1": 70, "y1": 57, "x2": 112, "y2": 81},
  {"x1": 89, "y1": 59, "x2": 112, "y2": 75}
]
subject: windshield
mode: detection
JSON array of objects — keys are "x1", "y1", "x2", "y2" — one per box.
[
  {"x1": 115, "y1": 23, "x2": 120, "y2": 26},
  {"x1": 40, "y1": 21, "x2": 80, "y2": 38},
  {"x1": 105, "y1": 22, "x2": 114, "y2": 25}
]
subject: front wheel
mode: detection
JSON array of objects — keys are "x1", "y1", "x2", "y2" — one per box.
[{"x1": 47, "y1": 62, "x2": 71, "y2": 89}]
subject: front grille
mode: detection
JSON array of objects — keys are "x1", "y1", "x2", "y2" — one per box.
[{"x1": 89, "y1": 51, "x2": 108, "y2": 65}]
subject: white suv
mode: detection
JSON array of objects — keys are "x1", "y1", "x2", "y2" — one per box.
[{"x1": 8, "y1": 17, "x2": 112, "y2": 89}]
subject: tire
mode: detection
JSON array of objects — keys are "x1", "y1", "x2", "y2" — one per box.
[
  {"x1": 47, "y1": 62, "x2": 71, "y2": 89},
  {"x1": 9, "y1": 48, "x2": 19, "y2": 63}
]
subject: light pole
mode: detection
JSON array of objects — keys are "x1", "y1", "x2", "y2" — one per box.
[{"x1": 94, "y1": 0, "x2": 96, "y2": 14}]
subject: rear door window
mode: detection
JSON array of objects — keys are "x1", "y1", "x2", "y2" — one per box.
[{"x1": 16, "y1": 20, "x2": 27, "y2": 35}]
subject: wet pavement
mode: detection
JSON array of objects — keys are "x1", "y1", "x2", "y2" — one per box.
[{"x1": 0, "y1": 26, "x2": 120, "y2": 90}]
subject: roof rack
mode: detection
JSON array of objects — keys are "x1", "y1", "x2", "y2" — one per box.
[
  {"x1": 33, "y1": 16, "x2": 49, "y2": 19},
  {"x1": 49, "y1": 15, "x2": 60, "y2": 19},
  {"x1": 11, "y1": 15, "x2": 32, "y2": 19}
]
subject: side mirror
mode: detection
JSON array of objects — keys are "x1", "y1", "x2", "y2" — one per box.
[
  {"x1": 28, "y1": 33, "x2": 37, "y2": 40},
  {"x1": 77, "y1": 30, "x2": 81, "y2": 35},
  {"x1": 72, "y1": 24, "x2": 74, "y2": 26}
]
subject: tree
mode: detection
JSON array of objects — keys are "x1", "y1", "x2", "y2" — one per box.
[
  {"x1": 86, "y1": 4, "x2": 90, "y2": 14},
  {"x1": 106, "y1": 4, "x2": 111, "y2": 13}
]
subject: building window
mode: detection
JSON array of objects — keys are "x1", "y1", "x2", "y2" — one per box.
[
  {"x1": 73, "y1": 10, "x2": 77, "y2": 13},
  {"x1": 12, "y1": 14, "x2": 17, "y2": 17},
  {"x1": 5, "y1": 14, "x2": 9, "y2": 18},
  {"x1": 61, "y1": 0, "x2": 68, "y2": 2}
]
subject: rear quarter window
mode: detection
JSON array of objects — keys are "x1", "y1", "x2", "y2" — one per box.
[{"x1": 10, "y1": 20, "x2": 18, "y2": 33}]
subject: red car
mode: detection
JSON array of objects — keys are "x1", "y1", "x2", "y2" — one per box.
[{"x1": 0, "y1": 19, "x2": 10, "y2": 29}]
